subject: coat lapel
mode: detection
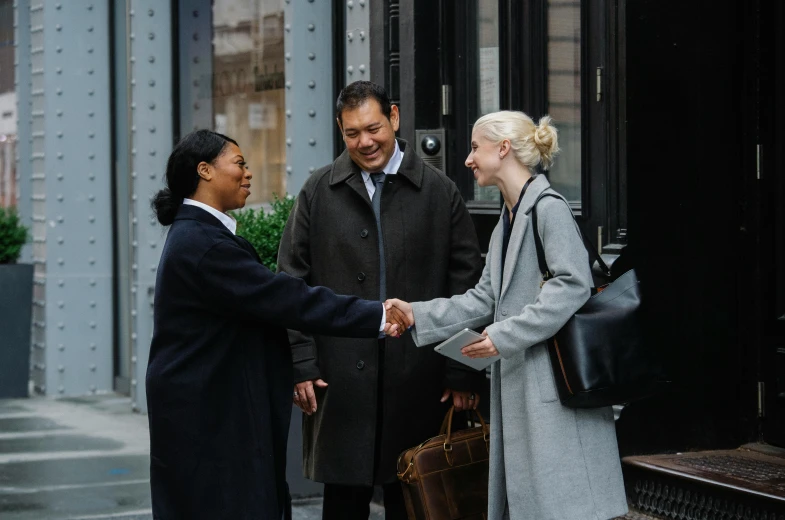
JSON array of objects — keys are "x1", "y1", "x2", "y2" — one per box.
[
  {"x1": 499, "y1": 175, "x2": 552, "y2": 302},
  {"x1": 329, "y1": 149, "x2": 372, "y2": 206},
  {"x1": 489, "y1": 217, "x2": 504, "y2": 300}
]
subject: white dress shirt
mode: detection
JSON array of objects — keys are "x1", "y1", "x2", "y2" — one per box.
[
  {"x1": 360, "y1": 140, "x2": 404, "y2": 199},
  {"x1": 181, "y1": 198, "x2": 387, "y2": 332}
]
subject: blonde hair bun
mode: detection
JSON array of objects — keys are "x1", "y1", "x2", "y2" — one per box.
[{"x1": 534, "y1": 116, "x2": 560, "y2": 170}]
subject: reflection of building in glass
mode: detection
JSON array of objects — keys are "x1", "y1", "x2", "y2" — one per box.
[
  {"x1": 211, "y1": 0, "x2": 286, "y2": 206},
  {"x1": 0, "y1": 0, "x2": 15, "y2": 207}
]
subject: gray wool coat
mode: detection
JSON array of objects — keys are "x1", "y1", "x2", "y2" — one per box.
[
  {"x1": 410, "y1": 175, "x2": 628, "y2": 520},
  {"x1": 277, "y1": 139, "x2": 484, "y2": 486}
]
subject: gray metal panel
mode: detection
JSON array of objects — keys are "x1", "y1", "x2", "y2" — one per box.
[
  {"x1": 283, "y1": 0, "x2": 334, "y2": 196},
  {"x1": 14, "y1": 0, "x2": 33, "y2": 264},
  {"x1": 128, "y1": 0, "x2": 173, "y2": 413},
  {"x1": 177, "y1": 0, "x2": 212, "y2": 134},
  {"x1": 344, "y1": 0, "x2": 371, "y2": 86},
  {"x1": 41, "y1": 1, "x2": 114, "y2": 396}
]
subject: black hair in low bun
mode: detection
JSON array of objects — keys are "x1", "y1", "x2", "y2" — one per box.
[{"x1": 151, "y1": 129, "x2": 238, "y2": 226}]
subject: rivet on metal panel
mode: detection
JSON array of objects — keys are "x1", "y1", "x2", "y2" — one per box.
[
  {"x1": 285, "y1": 52, "x2": 291, "y2": 61},
  {"x1": 57, "y1": 152, "x2": 63, "y2": 158},
  {"x1": 90, "y1": 385, "x2": 96, "y2": 393},
  {"x1": 89, "y1": 257, "x2": 96, "y2": 265},
  {"x1": 58, "y1": 365, "x2": 64, "y2": 372},
  {"x1": 308, "y1": 53, "x2": 315, "y2": 60},
  {"x1": 286, "y1": 81, "x2": 291, "y2": 89},
  {"x1": 360, "y1": 31, "x2": 366, "y2": 41},
  {"x1": 130, "y1": 33, "x2": 135, "y2": 41},
  {"x1": 150, "y1": 126, "x2": 156, "y2": 133},
  {"x1": 89, "y1": 173, "x2": 96, "y2": 180},
  {"x1": 308, "y1": 81, "x2": 316, "y2": 88},
  {"x1": 149, "y1": 102, "x2": 156, "y2": 109},
  {"x1": 309, "y1": 167, "x2": 316, "y2": 173},
  {"x1": 88, "y1": 47, "x2": 94, "y2": 54},
  {"x1": 286, "y1": 166, "x2": 293, "y2": 174},
  {"x1": 308, "y1": 109, "x2": 316, "y2": 117},
  {"x1": 56, "y1": 88, "x2": 62, "y2": 95},
  {"x1": 193, "y1": 56, "x2": 199, "y2": 64},
  {"x1": 149, "y1": 56, "x2": 155, "y2": 63},
  {"x1": 90, "y1": 343, "x2": 97, "y2": 350},
  {"x1": 56, "y1": 3, "x2": 62, "y2": 9},
  {"x1": 56, "y1": 24, "x2": 62, "y2": 31},
  {"x1": 131, "y1": 379, "x2": 137, "y2": 386},
  {"x1": 309, "y1": 139, "x2": 316, "y2": 146},
  {"x1": 132, "y1": 355, "x2": 137, "y2": 363},
  {"x1": 87, "y1": 4, "x2": 93, "y2": 11},
  {"x1": 88, "y1": 153, "x2": 95, "y2": 159},
  {"x1": 359, "y1": 64, "x2": 366, "y2": 74},
  {"x1": 56, "y1": 110, "x2": 63, "y2": 117},
  {"x1": 150, "y1": 241, "x2": 157, "y2": 248},
  {"x1": 148, "y1": 9, "x2": 154, "y2": 16},
  {"x1": 360, "y1": 0, "x2": 366, "y2": 6},
  {"x1": 57, "y1": 236, "x2": 64, "y2": 244},
  {"x1": 58, "y1": 344, "x2": 65, "y2": 351},
  {"x1": 193, "y1": 32, "x2": 199, "y2": 41},
  {"x1": 56, "y1": 46, "x2": 62, "y2": 53},
  {"x1": 57, "y1": 301, "x2": 64, "y2": 308},
  {"x1": 193, "y1": 10, "x2": 199, "y2": 17},
  {"x1": 56, "y1": 67, "x2": 62, "y2": 74},
  {"x1": 286, "y1": 138, "x2": 292, "y2": 146},
  {"x1": 192, "y1": 79, "x2": 198, "y2": 87},
  {"x1": 88, "y1": 69, "x2": 94, "y2": 74},
  {"x1": 149, "y1": 32, "x2": 155, "y2": 40},
  {"x1": 308, "y1": 24, "x2": 315, "y2": 32},
  {"x1": 57, "y1": 174, "x2": 64, "y2": 180},
  {"x1": 347, "y1": 32, "x2": 353, "y2": 42},
  {"x1": 348, "y1": 0, "x2": 354, "y2": 8},
  {"x1": 149, "y1": 173, "x2": 156, "y2": 180},
  {"x1": 89, "y1": 236, "x2": 95, "y2": 243},
  {"x1": 57, "y1": 213, "x2": 64, "y2": 221},
  {"x1": 88, "y1": 26, "x2": 94, "y2": 32},
  {"x1": 285, "y1": 110, "x2": 291, "y2": 117},
  {"x1": 57, "y1": 131, "x2": 63, "y2": 137},
  {"x1": 58, "y1": 280, "x2": 65, "y2": 287},
  {"x1": 150, "y1": 150, "x2": 157, "y2": 157},
  {"x1": 347, "y1": 66, "x2": 354, "y2": 74},
  {"x1": 132, "y1": 264, "x2": 138, "y2": 271},
  {"x1": 90, "y1": 301, "x2": 96, "y2": 307},
  {"x1": 285, "y1": 24, "x2": 291, "y2": 32},
  {"x1": 88, "y1": 215, "x2": 95, "y2": 222},
  {"x1": 57, "y1": 194, "x2": 64, "y2": 201},
  {"x1": 131, "y1": 79, "x2": 136, "y2": 86},
  {"x1": 131, "y1": 332, "x2": 138, "y2": 340},
  {"x1": 88, "y1": 111, "x2": 94, "y2": 117},
  {"x1": 58, "y1": 258, "x2": 64, "y2": 265},
  {"x1": 59, "y1": 387, "x2": 65, "y2": 394},
  {"x1": 89, "y1": 279, "x2": 96, "y2": 286},
  {"x1": 88, "y1": 194, "x2": 95, "y2": 201},
  {"x1": 89, "y1": 132, "x2": 95, "y2": 138},
  {"x1": 90, "y1": 321, "x2": 96, "y2": 329},
  {"x1": 58, "y1": 322, "x2": 65, "y2": 330}
]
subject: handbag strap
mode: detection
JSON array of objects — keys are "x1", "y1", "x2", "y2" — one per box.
[{"x1": 531, "y1": 193, "x2": 611, "y2": 279}]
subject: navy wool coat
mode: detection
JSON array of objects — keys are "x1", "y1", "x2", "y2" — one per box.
[{"x1": 146, "y1": 205, "x2": 382, "y2": 519}]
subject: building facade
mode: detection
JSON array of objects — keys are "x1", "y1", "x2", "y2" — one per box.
[{"x1": 13, "y1": 0, "x2": 785, "y2": 511}]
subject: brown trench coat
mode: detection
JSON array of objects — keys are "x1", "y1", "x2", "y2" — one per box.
[{"x1": 277, "y1": 139, "x2": 484, "y2": 485}]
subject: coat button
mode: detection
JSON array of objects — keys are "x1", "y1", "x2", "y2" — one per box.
[
  {"x1": 360, "y1": 229, "x2": 369, "y2": 238},
  {"x1": 357, "y1": 272, "x2": 366, "y2": 282},
  {"x1": 501, "y1": 309, "x2": 507, "y2": 316},
  {"x1": 356, "y1": 360, "x2": 365, "y2": 370}
]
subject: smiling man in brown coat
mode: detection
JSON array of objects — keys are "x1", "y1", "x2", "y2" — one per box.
[{"x1": 277, "y1": 81, "x2": 484, "y2": 520}]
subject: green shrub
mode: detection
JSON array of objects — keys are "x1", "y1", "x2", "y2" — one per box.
[
  {"x1": 0, "y1": 207, "x2": 29, "y2": 264},
  {"x1": 233, "y1": 194, "x2": 295, "y2": 272}
]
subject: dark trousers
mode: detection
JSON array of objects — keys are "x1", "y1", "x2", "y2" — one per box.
[
  {"x1": 322, "y1": 339, "x2": 407, "y2": 519},
  {"x1": 322, "y1": 482, "x2": 407, "y2": 520}
]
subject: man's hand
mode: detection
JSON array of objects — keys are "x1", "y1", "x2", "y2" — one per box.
[
  {"x1": 441, "y1": 388, "x2": 479, "y2": 411},
  {"x1": 293, "y1": 378, "x2": 328, "y2": 415},
  {"x1": 384, "y1": 299, "x2": 414, "y2": 330},
  {"x1": 461, "y1": 329, "x2": 499, "y2": 359}
]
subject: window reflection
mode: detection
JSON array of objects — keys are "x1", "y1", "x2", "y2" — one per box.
[
  {"x1": 212, "y1": 0, "x2": 287, "y2": 205},
  {"x1": 546, "y1": 0, "x2": 582, "y2": 203},
  {"x1": 475, "y1": 0, "x2": 501, "y2": 203}
]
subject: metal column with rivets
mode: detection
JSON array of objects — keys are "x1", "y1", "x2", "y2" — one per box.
[
  {"x1": 17, "y1": 1, "x2": 115, "y2": 396},
  {"x1": 283, "y1": 0, "x2": 334, "y2": 196},
  {"x1": 177, "y1": 0, "x2": 212, "y2": 137},
  {"x1": 126, "y1": 1, "x2": 173, "y2": 413},
  {"x1": 344, "y1": 0, "x2": 371, "y2": 87}
]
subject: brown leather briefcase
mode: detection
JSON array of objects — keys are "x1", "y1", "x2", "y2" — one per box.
[{"x1": 396, "y1": 406, "x2": 490, "y2": 519}]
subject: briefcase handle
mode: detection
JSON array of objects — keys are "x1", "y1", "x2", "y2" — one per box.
[{"x1": 441, "y1": 406, "x2": 490, "y2": 456}]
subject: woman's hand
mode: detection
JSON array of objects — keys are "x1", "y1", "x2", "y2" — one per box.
[
  {"x1": 461, "y1": 329, "x2": 499, "y2": 358},
  {"x1": 384, "y1": 299, "x2": 414, "y2": 330}
]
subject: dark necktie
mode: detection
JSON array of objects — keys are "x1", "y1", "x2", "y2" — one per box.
[{"x1": 370, "y1": 172, "x2": 386, "y2": 300}]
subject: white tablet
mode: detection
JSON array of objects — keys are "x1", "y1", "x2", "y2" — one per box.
[{"x1": 433, "y1": 328, "x2": 501, "y2": 371}]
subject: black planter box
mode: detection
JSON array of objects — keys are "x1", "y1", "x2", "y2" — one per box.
[{"x1": 0, "y1": 263, "x2": 34, "y2": 397}]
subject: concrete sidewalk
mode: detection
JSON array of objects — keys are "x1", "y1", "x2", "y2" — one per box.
[{"x1": 0, "y1": 394, "x2": 383, "y2": 519}]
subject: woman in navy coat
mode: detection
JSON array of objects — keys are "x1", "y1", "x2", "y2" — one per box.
[{"x1": 147, "y1": 130, "x2": 399, "y2": 519}]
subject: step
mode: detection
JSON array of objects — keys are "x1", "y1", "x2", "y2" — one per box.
[{"x1": 621, "y1": 444, "x2": 785, "y2": 519}]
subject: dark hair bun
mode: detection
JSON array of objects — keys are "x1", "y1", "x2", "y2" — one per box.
[{"x1": 151, "y1": 188, "x2": 183, "y2": 226}]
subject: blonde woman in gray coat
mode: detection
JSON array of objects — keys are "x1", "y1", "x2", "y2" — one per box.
[{"x1": 386, "y1": 111, "x2": 628, "y2": 520}]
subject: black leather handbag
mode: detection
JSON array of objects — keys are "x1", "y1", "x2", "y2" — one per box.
[{"x1": 532, "y1": 194, "x2": 669, "y2": 408}]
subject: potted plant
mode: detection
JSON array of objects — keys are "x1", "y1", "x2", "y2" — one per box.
[{"x1": 0, "y1": 207, "x2": 32, "y2": 397}]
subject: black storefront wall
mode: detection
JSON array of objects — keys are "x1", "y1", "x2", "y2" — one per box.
[{"x1": 615, "y1": 0, "x2": 765, "y2": 455}]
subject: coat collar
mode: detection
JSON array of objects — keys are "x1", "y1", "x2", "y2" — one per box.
[
  {"x1": 328, "y1": 139, "x2": 424, "y2": 190},
  {"x1": 518, "y1": 174, "x2": 552, "y2": 215},
  {"x1": 174, "y1": 203, "x2": 230, "y2": 231}
]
